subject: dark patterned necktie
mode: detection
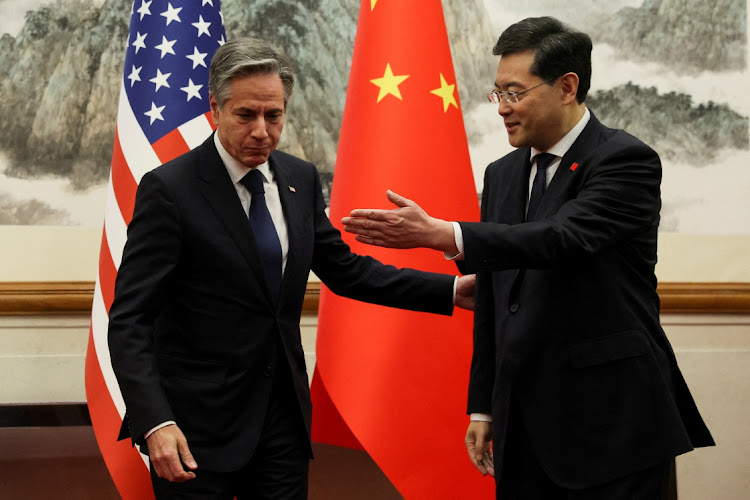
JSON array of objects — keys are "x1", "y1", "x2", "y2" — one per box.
[
  {"x1": 240, "y1": 169, "x2": 282, "y2": 297},
  {"x1": 526, "y1": 153, "x2": 555, "y2": 221}
]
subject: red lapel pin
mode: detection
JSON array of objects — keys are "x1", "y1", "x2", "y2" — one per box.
[{"x1": 570, "y1": 162, "x2": 579, "y2": 171}]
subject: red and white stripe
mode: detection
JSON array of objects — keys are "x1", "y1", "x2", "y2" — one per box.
[{"x1": 85, "y1": 80, "x2": 215, "y2": 498}]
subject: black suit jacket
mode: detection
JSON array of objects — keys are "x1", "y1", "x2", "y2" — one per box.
[
  {"x1": 108, "y1": 135, "x2": 455, "y2": 471},
  {"x1": 459, "y1": 113, "x2": 713, "y2": 488}
]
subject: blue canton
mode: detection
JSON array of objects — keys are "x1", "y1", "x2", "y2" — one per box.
[{"x1": 124, "y1": 0, "x2": 226, "y2": 144}]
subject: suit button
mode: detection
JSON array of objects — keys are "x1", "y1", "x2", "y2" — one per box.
[
  {"x1": 509, "y1": 304, "x2": 519, "y2": 313},
  {"x1": 263, "y1": 365, "x2": 272, "y2": 377}
]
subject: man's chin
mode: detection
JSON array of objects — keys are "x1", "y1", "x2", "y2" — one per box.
[{"x1": 241, "y1": 153, "x2": 271, "y2": 167}]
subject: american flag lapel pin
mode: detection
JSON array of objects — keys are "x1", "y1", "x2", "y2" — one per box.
[{"x1": 288, "y1": 186, "x2": 296, "y2": 193}]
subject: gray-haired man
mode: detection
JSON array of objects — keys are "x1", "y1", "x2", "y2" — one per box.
[{"x1": 108, "y1": 37, "x2": 475, "y2": 498}]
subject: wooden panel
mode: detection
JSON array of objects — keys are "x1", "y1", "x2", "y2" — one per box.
[
  {"x1": 0, "y1": 281, "x2": 322, "y2": 316},
  {"x1": 0, "y1": 281, "x2": 748, "y2": 315}
]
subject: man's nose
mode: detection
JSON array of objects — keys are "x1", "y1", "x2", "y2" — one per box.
[
  {"x1": 250, "y1": 118, "x2": 269, "y2": 139},
  {"x1": 497, "y1": 100, "x2": 512, "y2": 117}
]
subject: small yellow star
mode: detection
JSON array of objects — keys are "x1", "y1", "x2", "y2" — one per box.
[
  {"x1": 370, "y1": 63, "x2": 410, "y2": 103},
  {"x1": 430, "y1": 73, "x2": 458, "y2": 113},
  {"x1": 371, "y1": 0, "x2": 377, "y2": 10}
]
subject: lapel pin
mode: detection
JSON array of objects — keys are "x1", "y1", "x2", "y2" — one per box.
[
  {"x1": 570, "y1": 162, "x2": 579, "y2": 171},
  {"x1": 288, "y1": 186, "x2": 296, "y2": 192}
]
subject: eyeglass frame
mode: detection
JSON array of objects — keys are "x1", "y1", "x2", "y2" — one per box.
[{"x1": 487, "y1": 77, "x2": 558, "y2": 104}]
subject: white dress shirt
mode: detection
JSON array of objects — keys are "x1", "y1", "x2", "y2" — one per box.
[{"x1": 215, "y1": 133, "x2": 290, "y2": 272}]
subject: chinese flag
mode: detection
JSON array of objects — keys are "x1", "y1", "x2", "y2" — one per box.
[{"x1": 311, "y1": 0, "x2": 491, "y2": 498}]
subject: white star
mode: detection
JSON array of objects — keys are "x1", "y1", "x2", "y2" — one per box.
[
  {"x1": 217, "y1": 34, "x2": 226, "y2": 46},
  {"x1": 149, "y1": 69, "x2": 172, "y2": 92},
  {"x1": 160, "y1": 3, "x2": 182, "y2": 25},
  {"x1": 132, "y1": 31, "x2": 147, "y2": 54},
  {"x1": 181, "y1": 79, "x2": 203, "y2": 101},
  {"x1": 219, "y1": 10, "x2": 224, "y2": 25},
  {"x1": 137, "y1": 0, "x2": 152, "y2": 21},
  {"x1": 192, "y1": 15, "x2": 211, "y2": 37},
  {"x1": 186, "y1": 47, "x2": 208, "y2": 69},
  {"x1": 202, "y1": 0, "x2": 214, "y2": 6},
  {"x1": 155, "y1": 36, "x2": 177, "y2": 58},
  {"x1": 127, "y1": 65, "x2": 142, "y2": 87},
  {"x1": 144, "y1": 102, "x2": 166, "y2": 125}
]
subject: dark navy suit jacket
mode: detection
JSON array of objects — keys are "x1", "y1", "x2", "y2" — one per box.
[
  {"x1": 108, "y1": 135, "x2": 455, "y2": 471},
  {"x1": 460, "y1": 113, "x2": 713, "y2": 488}
]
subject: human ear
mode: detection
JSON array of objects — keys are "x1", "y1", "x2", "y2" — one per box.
[{"x1": 559, "y1": 73, "x2": 579, "y2": 104}]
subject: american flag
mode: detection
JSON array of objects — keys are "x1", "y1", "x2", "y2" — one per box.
[{"x1": 85, "y1": 1, "x2": 226, "y2": 497}]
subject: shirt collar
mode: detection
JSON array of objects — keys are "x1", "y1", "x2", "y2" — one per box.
[
  {"x1": 213, "y1": 132, "x2": 273, "y2": 184},
  {"x1": 530, "y1": 107, "x2": 591, "y2": 162}
]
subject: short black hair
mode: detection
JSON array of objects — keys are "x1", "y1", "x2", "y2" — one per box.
[{"x1": 493, "y1": 17, "x2": 592, "y2": 103}]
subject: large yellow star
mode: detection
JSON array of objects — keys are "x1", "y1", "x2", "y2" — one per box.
[
  {"x1": 370, "y1": 0, "x2": 377, "y2": 10},
  {"x1": 370, "y1": 63, "x2": 410, "y2": 103},
  {"x1": 430, "y1": 73, "x2": 458, "y2": 112}
]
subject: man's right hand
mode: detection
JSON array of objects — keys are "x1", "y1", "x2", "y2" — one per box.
[
  {"x1": 146, "y1": 424, "x2": 198, "y2": 482},
  {"x1": 465, "y1": 420, "x2": 495, "y2": 477}
]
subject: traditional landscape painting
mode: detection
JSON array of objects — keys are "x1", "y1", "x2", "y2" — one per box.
[{"x1": 0, "y1": 0, "x2": 747, "y2": 234}]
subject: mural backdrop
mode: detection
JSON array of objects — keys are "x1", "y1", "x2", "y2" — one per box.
[{"x1": 0, "y1": 0, "x2": 747, "y2": 233}]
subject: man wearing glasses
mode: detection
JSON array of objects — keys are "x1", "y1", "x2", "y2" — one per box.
[{"x1": 342, "y1": 16, "x2": 714, "y2": 499}]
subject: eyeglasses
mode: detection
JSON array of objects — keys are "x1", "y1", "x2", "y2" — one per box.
[{"x1": 487, "y1": 78, "x2": 556, "y2": 104}]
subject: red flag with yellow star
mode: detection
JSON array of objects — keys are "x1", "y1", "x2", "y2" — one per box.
[{"x1": 311, "y1": 0, "x2": 490, "y2": 497}]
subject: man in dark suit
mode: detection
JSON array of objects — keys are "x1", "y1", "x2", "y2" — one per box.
[
  {"x1": 108, "y1": 37, "x2": 474, "y2": 499},
  {"x1": 342, "y1": 17, "x2": 714, "y2": 499}
]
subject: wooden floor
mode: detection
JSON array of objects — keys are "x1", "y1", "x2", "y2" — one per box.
[{"x1": 0, "y1": 426, "x2": 402, "y2": 499}]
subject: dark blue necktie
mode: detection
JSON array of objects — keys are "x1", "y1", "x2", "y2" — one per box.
[
  {"x1": 526, "y1": 153, "x2": 555, "y2": 221},
  {"x1": 240, "y1": 169, "x2": 282, "y2": 298}
]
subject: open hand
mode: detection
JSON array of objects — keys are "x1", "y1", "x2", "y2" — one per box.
[{"x1": 342, "y1": 190, "x2": 457, "y2": 253}]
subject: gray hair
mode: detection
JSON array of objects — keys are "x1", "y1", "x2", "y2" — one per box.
[{"x1": 208, "y1": 37, "x2": 295, "y2": 108}]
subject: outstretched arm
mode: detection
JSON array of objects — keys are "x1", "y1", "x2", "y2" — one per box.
[{"x1": 342, "y1": 190, "x2": 458, "y2": 254}]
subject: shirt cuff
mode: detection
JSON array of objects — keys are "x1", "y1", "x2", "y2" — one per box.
[
  {"x1": 443, "y1": 222, "x2": 465, "y2": 261},
  {"x1": 470, "y1": 413, "x2": 492, "y2": 422},
  {"x1": 145, "y1": 420, "x2": 176, "y2": 439}
]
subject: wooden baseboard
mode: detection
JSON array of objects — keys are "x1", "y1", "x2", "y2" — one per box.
[{"x1": 0, "y1": 281, "x2": 748, "y2": 316}]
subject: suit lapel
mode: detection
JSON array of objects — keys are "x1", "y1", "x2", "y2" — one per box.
[
  {"x1": 269, "y1": 153, "x2": 305, "y2": 296},
  {"x1": 534, "y1": 113, "x2": 605, "y2": 220},
  {"x1": 195, "y1": 136, "x2": 274, "y2": 307},
  {"x1": 495, "y1": 148, "x2": 532, "y2": 225},
  {"x1": 509, "y1": 114, "x2": 605, "y2": 301},
  {"x1": 506, "y1": 149, "x2": 532, "y2": 302}
]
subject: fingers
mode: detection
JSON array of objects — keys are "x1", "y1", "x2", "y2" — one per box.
[
  {"x1": 341, "y1": 215, "x2": 371, "y2": 231},
  {"x1": 341, "y1": 216, "x2": 382, "y2": 243},
  {"x1": 346, "y1": 209, "x2": 391, "y2": 220},
  {"x1": 147, "y1": 425, "x2": 197, "y2": 482},
  {"x1": 481, "y1": 446, "x2": 495, "y2": 477},
  {"x1": 158, "y1": 452, "x2": 196, "y2": 483},
  {"x1": 354, "y1": 234, "x2": 387, "y2": 247},
  {"x1": 179, "y1": 442, "x2": 198, "y2": 471},
  {"x1": 455, "y1": 274, "x2": 477, "y2": 311},
  {"x1": 385, "y1": 189, "x2": 414, "y2": 208},
  {"x1": 465, "y1": 422, "x2": 494, "y2": 477},
  {"x1": 347, "y1": 189, "x2": 413, "y2": 219},
  {"x1": 465, "y1": 429, "x2": 488, "y2": 476}
]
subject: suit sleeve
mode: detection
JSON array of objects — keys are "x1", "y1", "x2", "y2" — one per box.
[
  {"x1": 108, "y1": 171, "x2": 181, "y2": 442},
  {"x1": 307, "y1": 167, "x2": 455, "y2": 315},
  {"x1": 458, "y1": 138, "x2": 661, "y2": 273},
  {"x1": 466, "y1": 171, "x2": 496, "y2": 414}
]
